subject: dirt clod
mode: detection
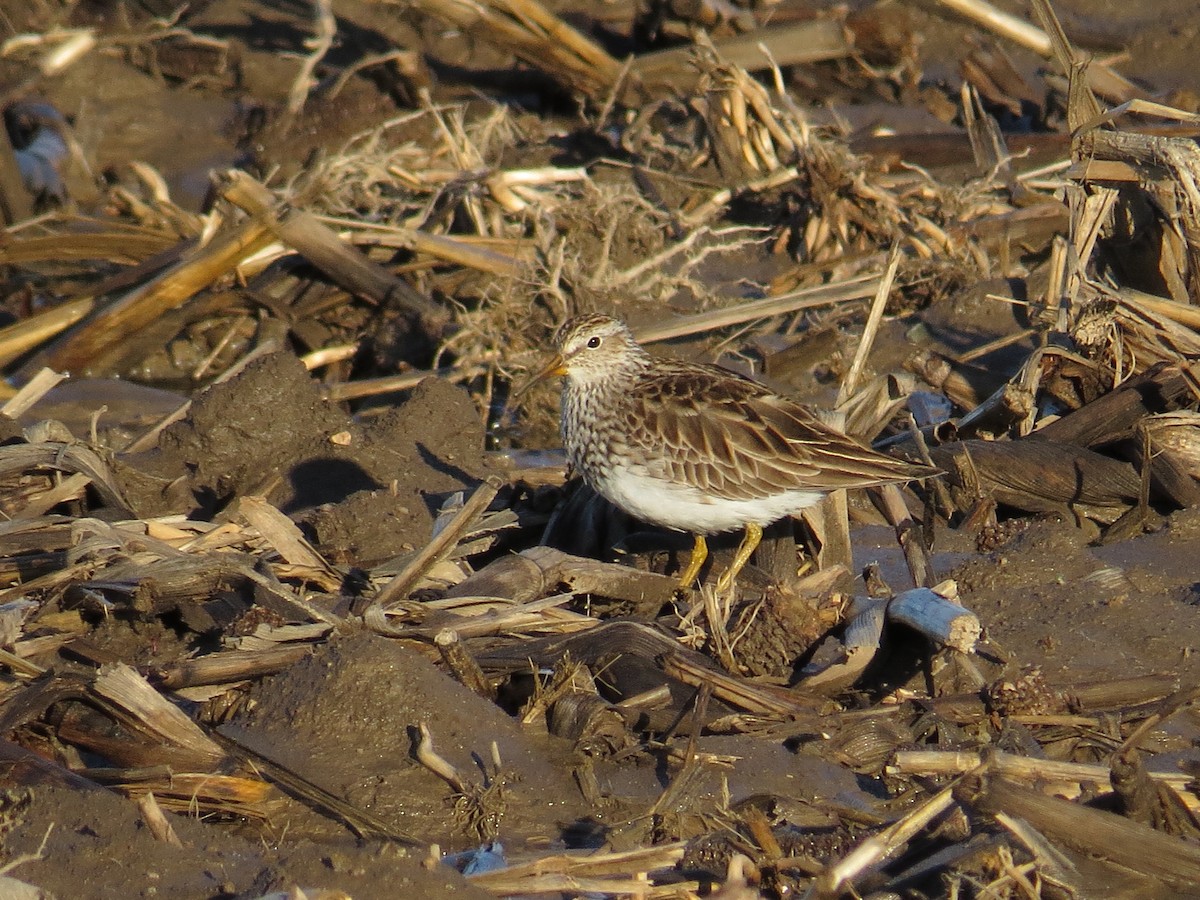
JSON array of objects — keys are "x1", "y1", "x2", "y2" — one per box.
[
  {"x1": 1, "y1": 0, "x2": 1200, "y2": 896},
  {"x1": 227, "y1": 631, "x2": 589, "y2": 849}
]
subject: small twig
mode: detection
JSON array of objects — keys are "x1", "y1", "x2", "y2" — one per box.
[
  {"x1": 0, "y1": 822, "x2": 54, "y2": 875},
  {"x1": 191, "y1": 316, "x2": 249, "y2": 380},
  {"x1": 609, "y1": 224, "x2": 765, "y2": 288},
  {"x1": 838, "y1": 243, "x2": 901, "y2": 407},
  {"x1": 682, "y1": 165, "x2": 801, "y2": 228},
  {"x1": 907, "y1": 413, "x2": 955, "y2": 519},
  {"x1": 287, "y1": 0, "x2": 336, "y2": 116},
  {"x1": 595, "y1": 52, "x2": 634, "y2": 129},
  {"x1": 1, "y1": 366, "x2": 67, "y2": 419},
  {"x1": 814, "y1": 779, "x2": 962, "y2": 894},
  {"x1": 954, "y1": 327, "x2": 1038, "y2": 364},
  {"x1": 631, "y1": 273, "x2": 882, "y2": 344},
  {"x1": 875, "y1": 483, "x2": 936, "y2": 588},
  {"x1": 993, "y1": 813, "x2": 1076, "y2": 882},
  {"x1": 435, "y1": 629, "x2": 495, "y2": 699},
  {"x1": 931, "y1": 0, "x2": 1053, "y2": 56},
  {"x1": 137, "y1": 791, "x2": 184, "y2": 847},
  {"x1": 327, "y1": 49, "x2": 413, "y2": 99},
  {"x1": 300, "y1": 343, "x2": 358, "y2": 370},
  {"x1": 416, "y1": 722, "x2": 468, "y2": 792},
  {"x1": 371, "y1": 476, "x2": 503, "y2": 607},
  {"x1": 1117, "y1": 682, "x2": 1200, "y2": 760},
  {"x1": 325, "y1": 365, "x2": 486, "y2": 402}
]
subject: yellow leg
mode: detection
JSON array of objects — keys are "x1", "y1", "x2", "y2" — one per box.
[
  {"x1": 676, "y1": 533, "x2": 708, "y2": 590},
  {"x1": 714, "y1": 522, "x2": 763, "y2": 594}
]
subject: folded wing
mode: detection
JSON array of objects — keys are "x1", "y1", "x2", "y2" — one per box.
[{"x1": 628, "y1": 364, "x2": 935, "y2": 502}]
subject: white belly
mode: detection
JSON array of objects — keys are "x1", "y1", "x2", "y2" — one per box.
[{"x1": 594, "y1": 465, "x2": 823, "y2": 534}]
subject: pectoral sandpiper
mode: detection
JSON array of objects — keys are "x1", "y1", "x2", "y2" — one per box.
[{"x1": 527, "y1": 314, "x2": 938, "y2": 592}]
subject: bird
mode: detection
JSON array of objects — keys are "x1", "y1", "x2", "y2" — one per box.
[{"x1": 525, "y1": 313, "x2": 938, "y2": 593}]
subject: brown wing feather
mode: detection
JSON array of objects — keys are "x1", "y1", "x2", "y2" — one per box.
[{"x1": 625, "y1": 361, "x2": 935, "y2": 501}]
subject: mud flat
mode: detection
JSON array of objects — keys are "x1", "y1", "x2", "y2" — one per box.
[{"x1": 0, "y1": 0, "x2": 1198, "y2": 897}]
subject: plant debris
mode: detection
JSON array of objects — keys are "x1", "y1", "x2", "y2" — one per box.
[{"x1": 0, "y1": 0, "x2": 1198, "y2": 897}]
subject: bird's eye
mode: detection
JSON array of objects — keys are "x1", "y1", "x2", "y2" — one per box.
[{"x1": 586, "y1": 336, "x2": 601, "y2": 349}]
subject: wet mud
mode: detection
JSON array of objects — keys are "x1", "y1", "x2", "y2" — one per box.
[{"x1": 0, "y1": 0, "x2": 1198, "y2": 898}]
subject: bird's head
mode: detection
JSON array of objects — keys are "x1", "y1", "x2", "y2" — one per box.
[{"x1": 520, "y1": 314, "x2": 646, "y2": 394}]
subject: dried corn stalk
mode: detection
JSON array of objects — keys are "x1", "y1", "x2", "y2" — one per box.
[
  {"x1": 1057, "y1": 104, "x2": 1200, "y2": 390},
  {"x1": 394, "y1": 0, "x2": 625, "y2": 102},
  {"x1": 686, "y1": 45, "x2": 997, "y2": 267},
  {"x1": 693, "y1": 49, "x2": 800, "y2": 181}
]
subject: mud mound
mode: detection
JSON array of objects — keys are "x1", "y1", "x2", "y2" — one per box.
[
  {"x1": 118, "y1": 354, "x2": 488, "y2": 559},
  {"x1": 302, "y1": 378, "x2": 494, "y2": 565},
  {"x1": 226, "y1": 630, "x2": 589, "y2": 849},
  {"x1": 137, "y1": 352, "x2": 351, "y2": 513},
  {"x1": 0, "y1": 0, "x2": 1199, "y2": 895}
]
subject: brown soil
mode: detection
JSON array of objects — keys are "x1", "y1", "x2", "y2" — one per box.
[
  {"x1": 225, "y1": 632, "x2": 590, "y2": 849},
  {"x1": 117, "y1": 353, "x2": 493, "y2": 558},
  {"x1": 3, "y1": 780, "x2": 493, "y2": 900},
  {"x1": 0, "y1": 0, "x2": 1198, "y2": 898}
]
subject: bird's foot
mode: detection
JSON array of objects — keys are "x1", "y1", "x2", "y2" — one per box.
[
  {"x1": 675, "y1": 533, "x2": 709, "y2": 592},
  {"x1": 712, "y1": 522, "x2": 763, "y2": 596}
]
